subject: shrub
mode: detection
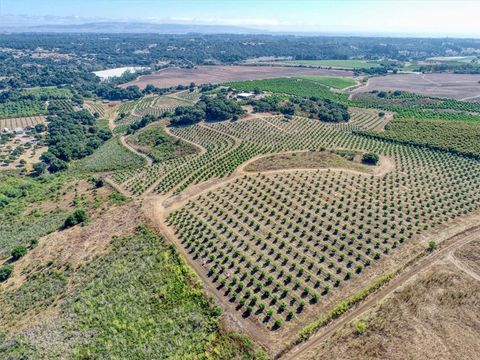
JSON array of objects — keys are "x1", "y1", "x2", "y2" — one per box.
[
  {"x1": 0, "y1": 265, "x2": 13, "y2": 282},
  {"x1": 428, "y1": 240, "x2": 437, "y2": 252},
  {"x1": 11, "y1": 245, "x2": 27, "y2": 261},
  {"x1": 362, "y1": 152, "x2": 380, "y2": 165},
  {"x1": 63, "y1": 209, "x2": 88, "y2": 228},
  {"x1": 273, "y1": 319, "x2": 282, "y2": 329},
  {"x1": 355, "y1": 319, "x2": 368, "y2": 335}
]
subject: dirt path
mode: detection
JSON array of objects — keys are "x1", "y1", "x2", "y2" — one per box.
[
  {"x1": 164, "y1": 126, "x2": 206, "y2": 155},
  {"x1": 199, "y1": 122, "x2": 242, "y2": 144},
  {"x1": 158, "y1": 152, "x2": 394, "y2": 215},
  {"x1": 236, "y1": 151, "x2": 394, "y2": 177},
  {"x1": 260, "y1": 117, "x2": 291, "y2": 133},
  {"x1": 141, "y1": 195, "x2": 273, "y2": 344},
  {"x1": 279, "y1": 225, "x2": 480, "y2": 360},
  {"x1": 119, "y1": 135, "x2": 153, "y2": 165},
  {"x1": 460, "y1": 94, "x2": 480, "y2": 102},
  {"x1": 104, "y1": 103, "x2": 118, "y2": 131},
  {"x1": 447, "y1": 253, "x2": 480, "y2": 282}
]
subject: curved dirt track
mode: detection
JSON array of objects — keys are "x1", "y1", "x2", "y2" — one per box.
[
  {"x1": 119, "y1": 135, "x2": 153, "y2": 165},
  {"x1": 279, "y1": 225, "x2": 480, "y2": 360}
]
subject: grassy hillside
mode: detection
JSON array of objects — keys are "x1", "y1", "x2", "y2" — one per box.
[
  {"x1": 0, "y1": 225, "x2": 267, "y2": 359},
  {"x1": 77, "y1": 136, "x2": 146, "y2": 172},
  {"x1": 129, "y1": 124, "x2": 198, "y2": 162}
]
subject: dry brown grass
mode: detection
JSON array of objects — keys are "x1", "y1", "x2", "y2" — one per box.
[
  {"x1": 351, "y1": 73, "x2": 480, "y2": 101},
  {"x1": 243, "y1": 150, "x2": 370, "y2": 173},
  {"x1": 0, "y1": 202, "x2": 148, "y2": 334},
  {"x1": 303, "y1": 241, "x2": 480, "y2": 360}
]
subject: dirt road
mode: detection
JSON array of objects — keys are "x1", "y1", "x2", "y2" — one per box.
[
  {"x1": 119, "y1": 135, "x2": 153, "y2": 165},
  {"x1": 279, "y1": 225, "x2": 480, "y2": 360}
]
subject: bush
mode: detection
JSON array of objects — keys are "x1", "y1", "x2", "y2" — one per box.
[
  {"x1": 0, "y1": 265, "x2": 13, "y2": 282},
  {"x1": 355, "y1": 320, "x2": 368, "y2": 335},
  {"x1": 63, "y1": 209, "x2": 88, "y2": 228},
  {"x1": 362, "y1": 152, "x2": 380, "y2": 165},
  {"x1": 11, "y1": 245, "x2": 27, "y2": 261},
  {"x1": 428, "y1": 240, "x2": 437, "y2": 252},
  {"x1": 32, "y1": 162, "x2": 47, "y2": 176}
]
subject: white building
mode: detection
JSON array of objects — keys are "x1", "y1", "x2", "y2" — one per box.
[{"x1": 237, "y1": 92, "x2": 255, "y2": 99}]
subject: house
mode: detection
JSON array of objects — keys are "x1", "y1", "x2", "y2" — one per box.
[
  {"x1": 237, "y1": 92, "x2": 254, "y2": 99},
  {"x1": 14, "y1": 127, "x2": 24, "y2": 135},
  {"x1": 2, "y1": 127, "x2": 10, "y2": 133}
]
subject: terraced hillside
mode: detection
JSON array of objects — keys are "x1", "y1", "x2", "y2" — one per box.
[{"x1": 102, "y1": 110, "x2": 479, "y2": 355}]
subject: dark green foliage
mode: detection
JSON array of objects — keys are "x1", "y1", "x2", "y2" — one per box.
[
  {"x1": 170, "y1": 95, "x2": 244, "y2": 126},
  {"x1": 32, "y1": 162, "x2": 47, "y2": 176},
  {"x1": 170, "y1": 105, "x2": 205, "y2": 126},
  {"x1": 41, "y1": 110, "x2": 112, "y2": 172},
  {"x1": 362, "y1": 152, "x2": 380, "y2": 165},
  {"x1": 10, "y1": 246, "x2": 27, "y2": 261},
  {"x1": 360, "y1": 119, "x2": 480, "y2": 159},
  {"x1": 249, "y1": 94, "x2": 349, "y2": 122},
  {"x1": 128, "y1": 114, "x2": 158, "y2": 133},
  {"x1": 95, "y1": 85, "x2": 143, "y2": 101},
  {"x1": 0, "y1": 265, "x2": 13, "y2": 282},
  {"x1": 202, "y1": 95, "x2": 244, "y2": 122},
  {"x1": 63, "y1": 209, "x2": 88, "y2": 229}
]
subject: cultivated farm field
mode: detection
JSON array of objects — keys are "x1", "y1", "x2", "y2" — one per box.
[
  {"x1": 121, "y1": 65, "x2": 352, "y2": 89},
  {"x1": 352, "y1": 73, "x2": 480, "y2": 102},
  {"x1": 269, "y1": 59, "x2": 380, "y2": 69},
  {"x1": 0, "y1": 115, "x2": 46, "y2": 129},
  {"x1": 108, "y1": 111, "x2": 480, "y2": 355}
]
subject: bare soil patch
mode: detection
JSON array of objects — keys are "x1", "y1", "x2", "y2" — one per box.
[
  {"x1": 305, "y1": 252, "x2": 480, "y2": 360},
  {"x1": 121, "y1": 65, "x2": 352, "y2": 90},
  {"x1": 351, "y1": 73, "x2": 480, "y2": 101}
]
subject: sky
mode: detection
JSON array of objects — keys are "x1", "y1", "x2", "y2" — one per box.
[{"x1": 1, "y1": 0, "x2": 480, "y2": 37}]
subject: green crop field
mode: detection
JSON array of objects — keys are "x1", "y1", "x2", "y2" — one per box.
[
  {"x1": 300, "y1": 76, "x2": 357, "y2": 89},
  {"x1": 225, "y1": 78, "x2": 349, "y2": 103},
  {"x1": 360, "y1": 119, "x2": 480, "y2": 158},
  {"x1": 77, "y1": 136, "x2": 146, "y2": 172}
]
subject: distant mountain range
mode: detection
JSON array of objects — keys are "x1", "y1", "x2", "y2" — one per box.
[{"x1": 0, "y1": 22, "x2": 268, "y2": 34}]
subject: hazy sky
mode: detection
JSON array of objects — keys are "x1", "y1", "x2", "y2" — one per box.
[{"x1": 1, "y1": 0, "x2": 480, "y2": 36}]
